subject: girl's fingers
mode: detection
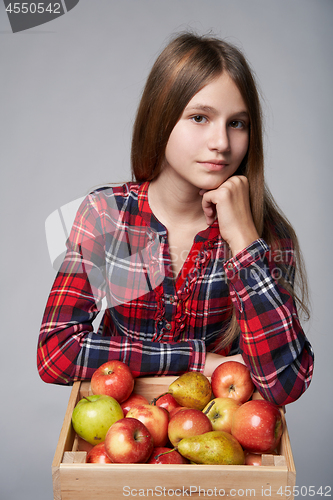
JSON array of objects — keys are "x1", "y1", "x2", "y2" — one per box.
[
  {"x1": 201, "y1": 192, "x2": 217, "y2": 224},
  {"x1": 200, "y1": 176, "x2": 259, "y2": 252}
]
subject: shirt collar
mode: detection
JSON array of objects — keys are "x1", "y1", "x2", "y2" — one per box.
[{"x1": 137, "y1": 182, "x2": 167, "y2": 236}]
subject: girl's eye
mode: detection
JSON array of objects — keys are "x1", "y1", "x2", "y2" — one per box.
[
  {"x1": 191, "y1": 115, "x2": 207, "y2": 123},
  {"x1": 230, "y1": 120, "x2": 244, "y2": 129}
]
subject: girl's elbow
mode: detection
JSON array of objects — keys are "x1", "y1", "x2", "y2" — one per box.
[
  {"x1": 37, "y1": 347, "x2": 74, "y2": 385},
  {"x1": 37, "y1": 365, "x2": 71, "y2": 385},
  {"x1": 254, "y1": 376, "x2": 313, "y2": 406}
]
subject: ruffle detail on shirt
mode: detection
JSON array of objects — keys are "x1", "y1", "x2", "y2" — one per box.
[
  {"x1": 151, "y1": 241, "x2": 216, "y2": 341},
  {"x1": 173, "y1": 247, "x2": 213, "y2": 339},
  {"x1": 153, "y1": 285, "x2": 166, "y2": 336}
]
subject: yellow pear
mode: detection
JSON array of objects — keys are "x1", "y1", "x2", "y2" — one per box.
[
  {"x1": 168, "y1": 372, "x2": 212, "y2": 410},
  {"x1": 177, "y1": 430, "x2": 245, "y2": 465}
]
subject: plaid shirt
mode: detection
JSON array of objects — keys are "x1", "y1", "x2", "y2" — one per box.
[{"x1": 38, "y1": 182, "x2": 314, "y2": 405}]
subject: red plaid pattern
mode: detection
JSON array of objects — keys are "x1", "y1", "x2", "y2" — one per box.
[{"x1": 37, "y1": 182, "x2": 314, "y2": 405}]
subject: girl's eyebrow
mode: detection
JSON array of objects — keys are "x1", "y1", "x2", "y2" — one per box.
[
  {"x1": 186, "y1": 104, "x2": 216, "y2": 114},
  {"x1": 232, "y1": 111, "x2": 249, "y2": 119},
  {"x1": 185, "y1": 104, "x2": 249, "y2": 118}
]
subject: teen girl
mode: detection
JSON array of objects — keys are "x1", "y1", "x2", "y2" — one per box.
[{"x1": 38, "y1": 32, "x2": 314, "y2": 406}]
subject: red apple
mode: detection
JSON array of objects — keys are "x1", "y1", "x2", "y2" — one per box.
[
  {"x1": 211, "y1": 361, "x2": 254, "y2": 404},
  {"x1": 169, "y1": 406, "x2": 187, "y2": 420},
  {"x1": 121, "y1": 393, "x2": 149, "y2": 416},
  {"x1": 244, "y1": 450, "x2": 278, "y2": 466},
  {"x1": 167, "y1": 408, "x2": 213, "y2": 447},
  {"x1": 203, "y1": 397, "x2": 241, "y2": 433},
  {"x1": 231, "y1": 400, "x2": 283, "y2": 453},
  {"x1": 104, "y1": 418, "x2": 153, "y2": 463},
  {"x1": 147, "y1": 446, "x2": 189, "y2": 464},
  {"x1": 244, "y1": 451, "x2": 262, "y2": 466},
  {"x1": 91, "y1": 360, "x2": 134, "y2": 403},
  {"x1": 126, "y1": 404, "x2": 169, "y2": 447},
  {"x1": 154, "y1": 393, "x2": 181, "y2": 413},
  {"x1": 86, "y1": 443, "x2": 112, "y2": 463}
]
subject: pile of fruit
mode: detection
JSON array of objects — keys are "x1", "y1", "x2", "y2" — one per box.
[{"x1": 71, "y1": 360, "x2": 283, "y2": 466}]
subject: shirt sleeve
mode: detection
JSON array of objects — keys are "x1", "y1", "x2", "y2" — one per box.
[
  {"x1": 37, "y1": 193, "x2": 205, "y2": 385},
  {"x1": 224, "y1": 238, "x2": 314, "y2": 405}
]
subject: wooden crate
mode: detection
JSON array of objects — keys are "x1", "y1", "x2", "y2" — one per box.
[{"x1": 52, "y1": 377, "x2": 296, "y2": 500}]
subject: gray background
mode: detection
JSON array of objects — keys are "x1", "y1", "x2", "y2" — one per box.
[{"x1": 1, "y1": 1, "x2": 332, "y2": 499}]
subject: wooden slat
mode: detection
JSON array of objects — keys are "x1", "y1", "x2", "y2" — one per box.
[
  {"x1": 58, "y1": 463, "x2": 290, "y2": 500},
  {"x1": 62, "y1": 451, "x2": 87, "y2": 463},
  {"x1": 52, "y1": 381, "x2": 81, "y2": 467},
  {"x1": 280, "y1": 411, "x2": 296, "y2": 495},
  {"x1": 52, "y1": 381, "x2": 81, "y2": 500}
]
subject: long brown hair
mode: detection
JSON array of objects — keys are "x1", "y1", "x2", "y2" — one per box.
[{"x1": 131, "y1": 32, "x2": 310, "y2": 348}]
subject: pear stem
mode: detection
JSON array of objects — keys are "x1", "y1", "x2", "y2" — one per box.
[
  {"x1": 154, "y1": 448, "x2": 177, "y2": 459},
  {"x1": 150, "y1": 392, "x2": 170, "y2": 405},
  {"x1": 203, "y1": 400, "x2": 215, "y2": 414}
]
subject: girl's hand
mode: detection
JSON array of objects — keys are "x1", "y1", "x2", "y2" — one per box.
[
  {"x1": 200, "y1": 175, "x2": 259, "y2": 256},
  {"x1": 203, "y1": 352, "x2": 246, "y2": 377}
]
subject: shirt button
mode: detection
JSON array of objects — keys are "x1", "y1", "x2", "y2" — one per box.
[
  {"x1": 165, "y1": 323, "x2": 172, "y2": 330},
  {"x1": 169, "y1": 296, "x2": 175, "y2": 304},
  {"x1": 227, "y1": 262, "x2": 233, "y2": 270}
]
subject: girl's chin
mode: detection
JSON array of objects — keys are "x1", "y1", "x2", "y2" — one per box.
[
  {"x1": 196, "y1": 172, "x2": 233, "y2": 191},
  {"x1": 197, "y1": 180, "x2": 226, "y2": 192}
]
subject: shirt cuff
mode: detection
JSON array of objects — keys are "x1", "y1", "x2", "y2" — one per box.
[
  {"x1": 187, "y1": 339, "x2": 206, "y2": 373},
  {"x1": 223, "y1": 238, "x2": 269, "y2": 280}
]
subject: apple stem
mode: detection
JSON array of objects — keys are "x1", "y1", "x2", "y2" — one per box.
[
  {"x1": 154, "y1": 448, "x2": 177, "y2": 459},
  {"x1": 83, "y1": 396, "x2": 92, "y2": 403},
  {"x1": 150, "y1": 392, "x2": 169, "y2": 405},
  {"x1": 203, "y1": 400, "x2": 215, "y2": 415}
]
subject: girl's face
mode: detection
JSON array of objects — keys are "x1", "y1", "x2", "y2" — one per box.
[{"x1": 162, "y1": 72, "x2": 250, "y2": 193}]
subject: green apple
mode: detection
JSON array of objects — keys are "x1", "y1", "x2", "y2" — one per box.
[{"x1": 72, "y1": 395, "x2": 124, "y2": 445}]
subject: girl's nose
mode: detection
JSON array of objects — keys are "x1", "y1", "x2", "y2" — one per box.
[{"x1": 207, "y1": 124, "x2": 230, "y2": 153}]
